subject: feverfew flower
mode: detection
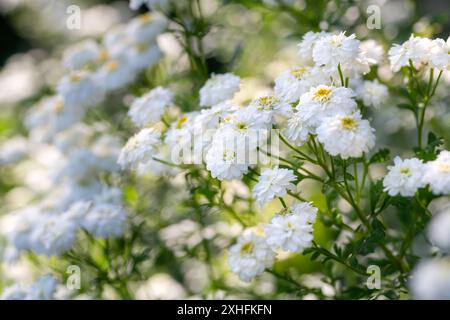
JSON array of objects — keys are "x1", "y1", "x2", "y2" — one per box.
[
  {"x1": 355, "y1": 80, "x2": 389, "y2": 108},
  {"x1": 389, "y1": 36, "x2": 428, "y2": 71},
  {"x1": 127, "y1": 43, "x2": 162, "y2": 71},
  {"x1": 274, "y1": 66, "x2": 326, "y2": 103},
  {"x1": 126, "y1": 13, "x2": 167, "y2": 43},
  {"x1": 410, "y1": 259, "x2": 450, "y2": 300},
  {"x1": 81, "y1": 203, "x2": 127, "y2": 238},
  {"x1": 128, "y1": 87, "x2": 173, "y2": 127},
  {"x1": 428, "y1": 205, "x2": 450, "y2": 253},
  {"x1": 29, "y1": 214, "x2": 78, "y2": 256},
  {"x1": 265, "y1": 202, "x2": 317, "y2": 252},
  {"x1": 118, "y1": 128, "x2": 161, "y2": 170},
  {"x1": 383, "y1": 157, "x2": 426, "y2": 196},
  {"x1": 228, "y1": 233, "x2": 275, "y2": 282},
  {"x1": 95, "y1": 59, "x2": 136, "y2": 92},
  {"x1": 248, "y1": 95, "x2": 292, "y2": 122},
  {"x1": 297, "y1": 85, "x2": 357, "y2": 129},
  {"x1": 312, "y1": 32, "x2": 370, "y2": 77},
  {"x1": 283, "y1": 111, "x2": 312, "y2": 145},
  {"x1": 316, "y1": 111, "x2": 375, "y2": 159},
  {"x1": 253, "y1": 167, "x2": 296, "y2": 205},
  {"x1": 297, "y1": 31, "x2": 331, "y2": 65},
  {"x1": 57, "y1": 70, "x2": 103, "y2": 108},
  {"x1": 0, "y1": 136, "x2": 28, "y2": 164},
  {"x1": 205, "y1": 130, "x2": 251, "y2": 181},
  {"x1": 423, "y1": 150, "x2": 450, "y2": 195},
  {"x1": 26, "y1": 275, "x2": 58, "y2": 300},
  {"x1": 199, "y1": 73, "x2": 240, "y2": 107},
  {"x1": 62, "y1": 40, "x2": 101, "y2": 70}
]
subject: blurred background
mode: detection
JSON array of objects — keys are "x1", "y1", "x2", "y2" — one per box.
[{"x1": 0, "y1": 0, "x2": 449, "y2": 299}]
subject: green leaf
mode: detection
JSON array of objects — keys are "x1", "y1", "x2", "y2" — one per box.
[{"x1": 369, "y1": 149, "x2": 390, "y2": 164}]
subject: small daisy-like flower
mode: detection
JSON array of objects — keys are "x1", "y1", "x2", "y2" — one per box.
[
  {"x1": 355, "y1": 79, "x2": 389, "y2": 108},
  {"x1": 253, "y1": 167, "x2": 297, "y2": 205},
  {"x1": 199, "y1": 73, "x2": 240, "y2": 107},
  {"x1": 117, "y1": 128, "x2": 160, "y2": 170},
  {"x1": 316, "y1": 111, "x2": 375, "y2": 159},
  {"x1": 57, "y1": 70, "x2": 103, "y2": 108},
  {"x1": 360, "y1": 39, "x2": 385, "y2": 65},
  {"x1": 62, "y1": 39, "x2": 101, "y2": 70},
  {"x1": 282, "y1": 111, "x2": 312, "y2": 145},
  {"x1": 383, "y1": 156, "x2": 426, "y2": 196},
  {"x1": 423, "y1": 150, "x2": 450, "y2": 195},
  {"x1": 389, "y1": 35, "x2": 432, "y2": 72},
  {"x1": 228, "y1": 232, "x2": 275, "y2": 282},
  {"x1": 312, "y1": 32, "x2": 370, "y2": 77},
  {"x1": 126, "y1": 13, "x2": 167, "y2": 43},
  {"x1": 297, "y1": 85, "x2": 357, "y2": 129},
  {"x1": 265, "y1": 201, "x2": 317, "y2": 252},
  {"x1": 95, "y1": 59, "x2": 137, "y2": 92},
  {"x1": 128, "y1": 86, "x2": 173, "y2": 127},
  {"x1": 81, "y1": 202, "x2": 127, "y2": 239}
]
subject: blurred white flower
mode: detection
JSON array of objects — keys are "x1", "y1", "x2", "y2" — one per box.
[
  {"x1": 423, "y1": 150, "x2": 450, "y2": 195},
  {"x1": 199, "y1": 73, "x2": 241, "y2": 107},
  {"x1": 128, "y1": 86, "x2": 173, "y2": 127},
  {"x1": 410, "y1": 259, "x2": 450, "y2": 300}
]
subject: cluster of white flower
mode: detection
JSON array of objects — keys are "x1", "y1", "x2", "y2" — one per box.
[
  {"x1": 228, "y1": 201, "x2": 317, "y2": 282},
  {"x1": 0, "y1": 275, "x2": 59, "y2": 300},
  {"x1": 383, "y1": 151, "x2": 450, "y2": 197},
  {"x1": 0, "y1": 13, "x2": 164, "y2": 264},
  {"x1": 389, "y1": 35, "x2": 450, "y2": 72}
]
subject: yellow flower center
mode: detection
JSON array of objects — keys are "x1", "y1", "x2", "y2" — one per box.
[
  {"x1": 138, "y1": 13, "x2": 152, "y2": 24},
  {"x1": 106, "y1": 60, "x2": 119, "y2": 72},
  {"x1": 240, "y1": 241, "x2": 254, "y2": 255},
  {"x1": 135, "y1": 43, "x2": 148, "y2": 53},
  {"x1": 313, "y1": 87, "x2": 332, "y2": 102},
  {"x1": 176, "y1": 116, "x2": 188, "y2": 129},
  {"x1": 399, "y1": 167, "x2": 411, "y2": 176},
  {"x1": 98, "y1": 50, "x2": 109, "y2": 62},
  {"x1": 291, "y1": 67, "x2": 306, "y2": 79},
  {"x1": 70, "y1": 73, "x2": 83, "y2": 83},
  {"x1": 53, "y1": 100, "x2": 64, "y2": 113},
  {"x1": 223, "y1": 150, "x2": 235, "y2": 162},
  {"x1": 340, "y1": 116, "x2": 357, "y2": 130},
  {"x1": 236, "y1": 122, "x2": 248, "y2": 131},
  {"x1": 439, "y1": 163, "x2": 450, "y2": 173}
]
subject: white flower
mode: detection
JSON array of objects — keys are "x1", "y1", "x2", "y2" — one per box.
[
  {"x1": 199, "y1": 73, "x2": 240, "y2": 107},
  {"x1": 127, "y1": 43, "x2": 162, "y2": 71},
  {"x1": 118, "y1": 127, "x2": 160, "y2": 170},
  {"x1": 228, "y1": 232, "x2": 275, "y2": 282},
  {"x1": 0, "y1": 275, "x2": 58, "y2": 300},
  {"x1": 312, "y1": 32, "x2": 370, "y2": 77},
  {"x1": 410, "y1": 258, "x2": 450, "y2": 300},
  {"x1": 383, "y1": 157, "x2": 426, "y2": 196},
  {"x1": 297, "y1": 85, "x2": 357, "y2": 129},
  {"x1": 316, "y1": 111, "x2": 375, "y2": 159},
  {"x1": 360, "y1": 39, "x2": 385, "y2": 65},
  {"x1": 248, "y1": 95, "x2": 292, "y2": 122},
  {"x1": 205, "y1": 130, "x2": 251, "y2": 181},
  {"x1": 429, "y1": 38, "x2": 450, "y2": 70},
  {"x1": 95, "y1": 59, "x2": 137, "y2": 92},
  {"x1": 253, "y1": 167, "x2": 296, "y2": 205},
  {"x1": 29, "y1": 214, "x2": 78, "y2": 256},
  {"x1": 265, "y1": 201, "x2": 317, "y2": 252},
  {"x1": 128, "y1": 86, "x2": 173, "y2": 127},
  {"x1": 126, "y1": 13, "x2": 167, "y2": 43},
  {"x1": 25, "y1": 95, "x2": 85, "y2": 142},
  {"x1": 62, "y1": 40, "x2": 101, "y2": 70},
  {"x1": 423, "y1": 150, "x2": 450, "y2": 195},
  {"x1": 57, "y1": 70, "x2": 103, "y2": 108},
  {"x1": 428, "y1": 205, "x2": 450, "y2": 253},
  {"x1": 26, "y1": 275, "x2": 58, "y2": 300},
  {"x1": 355, "y1": 80, "x2": 389, "y2": 108},
  {"x1": 297, "y1": 31, "x2": 331, "y2": 65},
  {"x1": 283, "y1": 111, "x2": 312, "y2": 145},
  {"x1": 0, "y1": 136, "x2": 28, "y2": 164},
  {"x1": 387, "y1": 35, "x2": 449, "y2": 72},
  {"x1": 274, "y1": 66, "x2": 327, "y2": 103},
  {"x1": 129, "y1": 0, "x2": 148, "y2": 10},
  {"x1": 81, "y1": 203, "x2": 127, "y2": 238},
  {"x1": 0, "y1": 284, "x2": 29, "y2": 300}
]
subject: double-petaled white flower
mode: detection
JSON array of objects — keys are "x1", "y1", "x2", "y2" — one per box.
[
  {"x1": 316, "y1": 111, "x2": 376, "y2": 159},
  {"x1": 128, "y1": 86, "x2": 173, "y2": 127},
  {"x1": 253, "y1": 167, "x2": 297, "y2": 205},
  {"x1": 423, "y1": 150, "x2": 450, "y2": 195},
  {"x1": 265, "y1": 202, "x2": 317, "y2": 252},
  {"x1": 228, "y1": 232, "x2": 275, "y2": 282},
  {"x1": 118, "y1": 127, "x2": 161, "y2": 170},
  {"x1": 199, "y1": 73, "x2": 241, "y2": 107},
  {"x1": 383, "y1": 156, "x2": 426, "y2": 196}
]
